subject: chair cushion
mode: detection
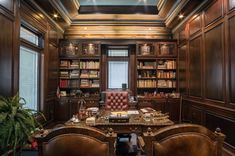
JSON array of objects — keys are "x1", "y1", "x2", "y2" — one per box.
[
  {"x1": 153, "y1": 133, "x2": 217, "y2": 156},
  {"x1": 43, "y1": 134, "x2": 109, "y2": 156},
  {"x1": 105, "y1": 91, "x2": 129, "y2": 111}
]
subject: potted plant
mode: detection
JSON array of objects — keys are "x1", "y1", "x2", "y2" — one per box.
[{"x1": 0, "y1": 94, "x2": 43, "y2": 155}]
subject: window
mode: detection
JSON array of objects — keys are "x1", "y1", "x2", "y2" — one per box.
[
  {"x1": 108, "y1": 49, "x2": 128, "y2": 57},
  {"x1": 20, "y1": 27, "x2": 39, "y2": 46},
  {"x1": 108, "y1": 61, "x2": 128, "y2": 88},
  {"x1": 19, "y1": 47, "x2": 39, "y2": 110},
  {"x1": 19, "y1": 25, "x2": 42, "y2": 111},
  {"x1": 108, "y1": 49, "x2": 129, "y2": 89}
]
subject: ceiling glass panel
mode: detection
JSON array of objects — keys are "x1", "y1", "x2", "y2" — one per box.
[{"x1": 78, "y1": 0, "x2": 158, "y2": 6}]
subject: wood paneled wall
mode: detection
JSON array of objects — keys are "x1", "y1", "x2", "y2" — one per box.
[
  {"x1": 0, "y1": 0, "x2": 63, "y2": 123},
  {"x1": 174, "y1": 0, "x2": 235, "y2": 154},
  {"x1": 0, "y1": 0, "x2": 16, "y2": 96}
]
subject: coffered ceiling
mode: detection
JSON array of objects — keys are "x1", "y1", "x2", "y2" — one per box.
[{"x1": 34, "y1": 0, "x2": 206, "y2": 39}]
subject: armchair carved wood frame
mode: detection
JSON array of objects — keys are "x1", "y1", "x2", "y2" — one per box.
[
  {"x1": 35, "y1": 126, "x2": 116, "y2": 156},
  {"x1": 143, "y1": 123, "x2": 225, "y2": 156}
]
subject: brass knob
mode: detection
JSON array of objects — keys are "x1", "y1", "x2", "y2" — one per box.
[{"x1": 147, "y1": 127, "x2": 152, "y2": 135}]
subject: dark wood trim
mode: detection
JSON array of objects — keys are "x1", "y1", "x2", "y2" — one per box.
[
  {"x1": 0, "y1": 5, "x2": 15, "y2": 21},
  {"x1": 0, "y1": 0, "x2": 15, "y2": 20},
  {"x1": 12, "y1": 0, "x2": 20, "y2": 95}
]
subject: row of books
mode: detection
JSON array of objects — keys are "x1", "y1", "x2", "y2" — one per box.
[
  {"x1": 80, "y1": 79, "x2": 100, "y2": 88},
  {"x1": 80, "y1": 70, "x2": 99, "y2": 78},
  {"x1": 60, "y1": 80, "x2": 79, "y2": 88},
  {"x1": 60, "y1": 70, "x2": 79, "y2": 78},
  {"x1": 80, "y1": 61, "x2": 100, "y2": 69},
  {"x1": 60, "y1": 60, "x2": 79, "y2": 68},
  {"x1": 137, "y1": 61, "x2": 156, "y2": 69},
  {"x1": 60, "y1": 79, "x2": 100, "y2": 88},
  {"x1": 138, "y1": 71, "x2": 156, "y2": 78},
  {"x1": 137, "y1": 80, "x2": 156, "y2": 88},
  {"x1": 157, "y1": 80, "x2": 176, "y2": 88},
  {"x1": 158, "y1": 60, "x2": 176, "y2": 69},
  {"x1": 157, "y1": 71, "x2": 176, "y2": 79}
]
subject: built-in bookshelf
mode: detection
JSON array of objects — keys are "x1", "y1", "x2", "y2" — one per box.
[
  {"x1": 136, "y1": 42, "x2": 177, "y2": 97},
  {"x1": 59, "y1": 41, "x2": 100, "y2": 97}
]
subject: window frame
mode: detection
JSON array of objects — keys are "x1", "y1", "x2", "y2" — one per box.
[
  {"x1": 107, "y1": 47, "x2": 130, "y2": 89},
  {"x1": 19, "y1": 23, "x2": 44, "y2": 111}
]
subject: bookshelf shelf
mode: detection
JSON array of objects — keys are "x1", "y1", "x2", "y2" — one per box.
[
  {"x1": 137, "y1": 77, "x2": 156, "y2": 80},
  {"x1": 137, "y1": 87, "x2": 157, "y2": 89},
  {"x1": 59, "y1": 78, "x2": 80, "y2": 80},
  {"x1": 80, "y1": 68, "x2": 100, "y2": 70},
  {"x1": 80, "y1": 77, "x2": 99, "y2": 79}
]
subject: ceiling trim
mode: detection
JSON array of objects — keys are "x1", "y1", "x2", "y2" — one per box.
[
  {"x1": 73, "y1": 0, "x2": 80, "y2": 10},
  {"x1": 165, "y1": 0, "x2": 189, "y2": 26},
  {"x1": 30, "y1": 0, "x2": 64, "y2": 33},
  {"x1": 48, "y1": 0, "x2": 72, "y2": 25},
  {"x1": 64, "y1": 24, "x2": 171, "y2": 39},
  {"x1": 64, "y1": 34, "x2": 171, "y2": 40},
  {"x1": 157, "y1": 0, "x2": 167, "y2": 12}
]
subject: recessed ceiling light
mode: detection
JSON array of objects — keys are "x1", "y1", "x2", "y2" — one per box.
[
  {"x1": 84, "y1": 27, "x2": 87, "y2": 30},
  {"x1": 179, "y1": 14, "x2": 184, "y2": 19},
  {"x1": 148, "y1": 28, "x2": 152, "y2": 30},
  {"x1": 53, "y1": 14, "x2": 58, "y2": 18}
]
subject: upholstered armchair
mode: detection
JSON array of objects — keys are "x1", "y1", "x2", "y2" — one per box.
[
  {"x1": 35, "y1": 126, "x2": 116, "y2": 156},
  {"x1": 105, "y1": 91, "x2": 129, "y2": 111},
  {"x1": 143, "y1": 124, "x2": 225, "y2": 156}
]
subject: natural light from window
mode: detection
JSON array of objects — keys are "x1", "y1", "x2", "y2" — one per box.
[
  {"x1": 108, "y1": 49, "x2": 129, "y2": 89},
  {"x1": 19, "y1": 46, "x2": 39, "y2": 110}
]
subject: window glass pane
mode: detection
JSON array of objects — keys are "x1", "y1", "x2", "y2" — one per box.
[
  {"x1": 108, "y1": 49, "x2": 128, "y2": 57},
  {"x1": 108, "y1": 61, "x2": 128, "y2": 88},
  {"x1": 19, "y1": 46, "x2": 39, "y2": 110},
  {"x1": 20, "y1": 27, "x2": 39, "y2": 46}
]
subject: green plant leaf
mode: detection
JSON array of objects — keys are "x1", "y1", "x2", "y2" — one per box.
[
  {"x1": 0, "y1": 113, "x2": 7, "y2": 123},
  {"x1": 0, "y1": 94, "x2": 43, "y2": 153}
]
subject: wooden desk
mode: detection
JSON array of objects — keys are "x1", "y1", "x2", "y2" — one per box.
[{"x1": 65, "y1": 110, "x2": 173, "y2": 134}]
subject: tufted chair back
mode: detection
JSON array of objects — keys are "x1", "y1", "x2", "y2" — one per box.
[
  {"x1": 105, "y1": 91, "x2": 129, "y2": 111},
  {"x1": 35, "y1": 126, "x2": 116, "y2": 156},
  {"x1": 143, "y1": 124, "x2": 225, "y2": 156}
]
